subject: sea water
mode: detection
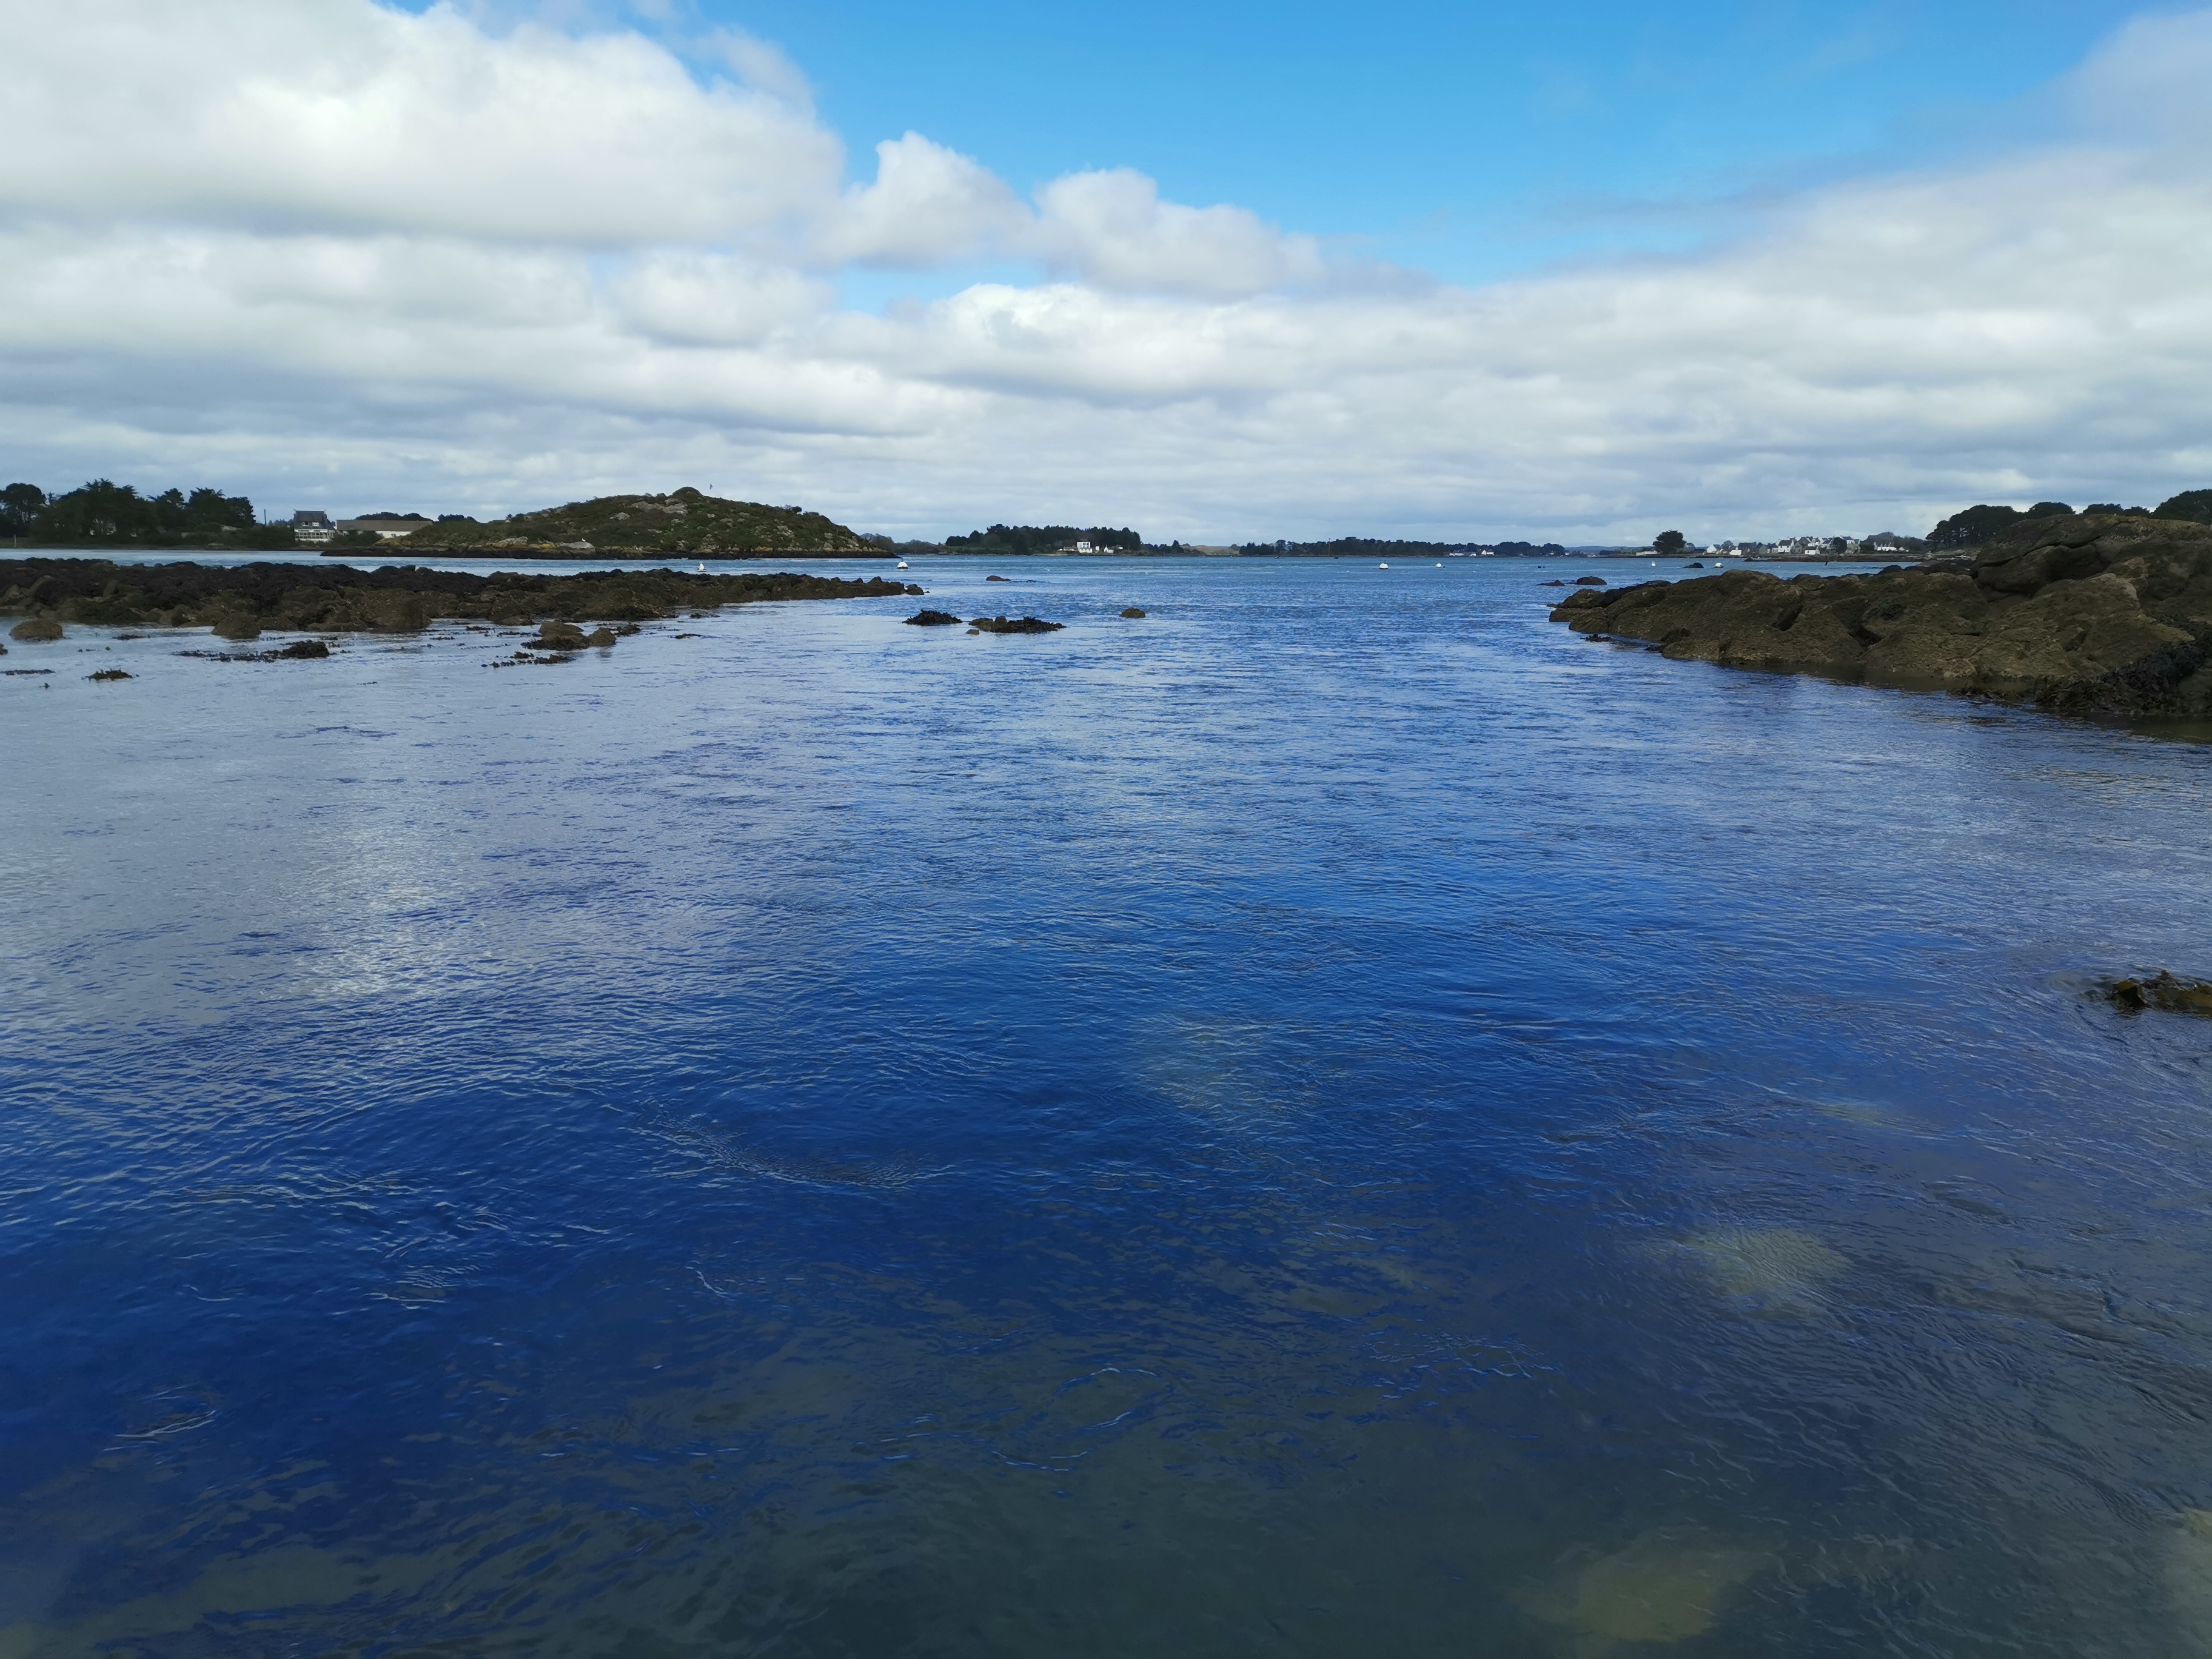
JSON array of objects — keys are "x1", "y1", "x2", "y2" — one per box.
[{"x1": 5, "y1": 555, "x2": 2212, "y2": 1657}]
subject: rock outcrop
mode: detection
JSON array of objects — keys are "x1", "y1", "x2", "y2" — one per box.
[
  {"x1": 969, "y1": 615, "x2": 1064, "y2": 634},
  {"x1": 0, "y1": 560, "x2": 926, "y2": 635},
  {"x1": 904, "y1": 609, "x2": 963, "y2": 626},
  {"x1": 2105, "y1": 973, "x2": 2212, "y2": 1017},
  {"x1": 1550, "y1": 514, "x2": 2212, "y2": 717}
]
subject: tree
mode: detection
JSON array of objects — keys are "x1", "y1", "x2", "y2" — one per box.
[
  {"x1": 2156, "y1": 489, "x2": 2212, "y2": 524},
  {"x1": 1, "y1": 482, "x2": 44, "y2": 539},
  {"x1": 1654, "y1": 529, "x2": 1687, "y2": 555},
  {"x1": 1926, "y1": 504, "x2": 2022, "y2": 549}
]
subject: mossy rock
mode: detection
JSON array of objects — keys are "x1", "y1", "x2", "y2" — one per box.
[
  {"x1": 582, "y1": 626, "x2": 618, "y2": 648},
  {"x1": 537, "y1": 620, "x2": 588, "y2": 649},
  {"x1": 10, "y1": 617, "x2": 63, "y2": 641},
  {"x1": 87, "y1": 668, "x2": 132, "y2": 682},
  {"x1": 212, "y1": 615, "x2": 263, "y2": 642},
  {"x1": 2106, "y1": 972, "x2": 2212, "y2": 1018},
  {"x1": 272, "y1": 640, "x2": 330, "y2": 660}
]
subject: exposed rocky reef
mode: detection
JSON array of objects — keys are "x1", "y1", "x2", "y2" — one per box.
[
  {"x1": 904, "y1": 609, "x2": 963, "y2": 626},
  {"x1": 1551, "y1": 514, "x2": 2212, "y2": 717},
  {"x1": 968, "y1": 615, "x2": 1064, "y2": 634},
  {"x1": 0, "y1": 559, "x2": 925, "y2": 634}
]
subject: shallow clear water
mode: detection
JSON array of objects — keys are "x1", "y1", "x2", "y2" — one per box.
[{"x1": 6, "y1": 557, "x2": 2212, "y2": 1657}]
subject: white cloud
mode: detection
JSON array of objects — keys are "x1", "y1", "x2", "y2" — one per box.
[
  {"x1": 1028, "y1": 170, "x2": 1326, "y2": 298},
  {"x1": 814, "y1": 134, "x2": 1029, "y2": 267},
  {"x1": 2, "y1": 0, "x2": 2211, "y2": 540}
]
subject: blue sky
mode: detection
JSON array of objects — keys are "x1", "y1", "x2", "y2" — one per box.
[{"x1": 670, "y1": 0, "x2": 2150, "y2": 283}]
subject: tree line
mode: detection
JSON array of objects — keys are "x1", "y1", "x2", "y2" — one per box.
[
  {"x1": 944, "y1": 524, "x2": 1144, "y2": 554},
  {"x1": 1927, "y1": 491, "x2": 2212, "y2": 550},
  {"x1": 1, "y1": 479, "x2": 296, "y2": 548}
]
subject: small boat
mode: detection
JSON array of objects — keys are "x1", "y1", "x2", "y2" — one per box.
[
  {"x1": 896, "y1": 561, "x2": 908, "y2": 569},
  {"x1": 1379, "y1": 562, "x2": 1389, "y2": 569}
]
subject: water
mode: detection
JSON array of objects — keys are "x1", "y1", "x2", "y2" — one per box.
[{"x1": 5, "y1": 556, "x2": 2212, "y2": 1657}]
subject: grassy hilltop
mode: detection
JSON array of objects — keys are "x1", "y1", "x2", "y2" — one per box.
[{"x1": 388, "y1": 488, "x2": 880, "y2": 558}]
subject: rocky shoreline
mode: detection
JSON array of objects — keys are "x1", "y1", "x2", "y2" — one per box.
[
  {"x1": 1550, "y1": 514, "x2": 2212, "y2": 718},
  {"x1": 0, "y1": 558, "x2": 923, "y2": 636}
]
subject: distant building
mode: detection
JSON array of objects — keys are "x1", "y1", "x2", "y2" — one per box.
[
  {"x1": 290, "y1": 510, "x2": 332, "y2": 545},
  {"x1": 333, "y1": 512, "x2": 431, "y2": 541}
]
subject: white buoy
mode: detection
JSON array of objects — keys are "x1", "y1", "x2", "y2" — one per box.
[
  {"x1": 697, "y1": 562, "x2": 706, "y2": 573},
  {"x1": 1379, "y1": 561, "x2": 1389, "y2": 569},
  {"x1": 896, "y1": 560, "x2": 909, "y2": 569}
]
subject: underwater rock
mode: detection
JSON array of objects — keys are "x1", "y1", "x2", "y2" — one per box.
[
  {"x1": 969, "y1": 615, "x2": 1065, "y2": 634},
  {"x1": 1121, "y1": 607, "x2": 1148, "y2": 618},
  {"x1": 2106, "y1": 972, "x2": 2212, "y2": 1018},
  {"x1": 905, "y1": 609, "x2": 963, "y2": 626},
  {"x1": 1551, "y1": 513, "x2": 2212, "y2": 718},
  {"x1": 10, "y1": 617, "x2": 63, "y2": 640},
  {"x1": 1517, "y1": 1527, "x2": 1777, "y2": 1647},
  {"x1": 88, "y1": 668, "x2": 132, "y2": 681},
  {"x1": 1660, "y1": 1228, "x2": 1848, "y2": 1313},
  {"x1": 1574, "y1": 575, "x2": 1607, "y2": 586},
  {"x1": 1542, "y1": 580, "x2": 1567, "y2": 586}
]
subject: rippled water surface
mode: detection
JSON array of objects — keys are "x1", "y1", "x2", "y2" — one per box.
[{"x1": 7, "y1": 555, "x2": 2212, "y2": 1657}]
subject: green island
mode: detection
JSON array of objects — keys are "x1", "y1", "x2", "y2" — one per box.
[
  {"x1": 0, "y1": 558, "x2": 922, "y2": 638},
  {"x1": 1552, "y1": 511, "x2": 2212, "y2": 718},
  {"x1": 366, "y1": 488, "x2": 880, "y2": 558}
]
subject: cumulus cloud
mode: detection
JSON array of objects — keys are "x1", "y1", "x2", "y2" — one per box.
[
  {"x1": 813, "y1": 134, "x2": 1029, "y2": 267},
  {"x1": 3, "y1": 0, "x2": 2211, "y2": 540}
]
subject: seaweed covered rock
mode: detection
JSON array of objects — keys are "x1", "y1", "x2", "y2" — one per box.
[
  {"x1": 969, "y1": 615, "x2": 1064, "y2": 634},
  {"x1": 537, "y1": 620, "x2": 588, "y2": 649},
  {"x1": 905, "y1": 609, "x2": 963, "y2": 626},
  {"x1": 2105, "y1": 973, "x2": 2212, "y2": 1017},
  {"x1": 0, "y1": 560, "x2": 926, "y2": 635},
  {"x1": 212, "y1": 614, "x2": 262, "y2": 642},
  {"x1": 1120, "y1": 607, "x2": 1147, "y2": 618},
  {"x1": 10, "y1": 616, "x2": 62, "y2": 641},
  {"x1": 272, "y1": 640, "x2": 330, "y2": 659},
  {"x1": 1574, "y1": 575, "x2": 1606, "y2": 586},
  {"x1": 87, "y1": 668, "x2": 132, "y2": 681},
  {"x1": 1550, "y1": 513, "x2": 2212, "y2": 717}
]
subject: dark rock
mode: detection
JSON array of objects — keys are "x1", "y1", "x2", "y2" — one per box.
[
  {"x1": 1686, "y1": 561, "x2": 1704, "y2": 568},
  {"x1": 537, "y1": 620, "x2": 588, "y2": 649},
  {"x1": 1120, "y1": 607, "x2": 1147, "y2": 618},
  {"x1": 212, "y1": 615, "x2": 262, "y2": 642},
  {"x1": 2106, "y1": 972, "x2": 2212, "y2": 1018},
  {"x1": 969, "y1": 615, "x2": 1065, "y2": 634},
  {"x1": 273, "y1": 640, "x2": 330, "y2": 659},
  {"x1": 10, "y1": 617, "x2": 62, "y2": 641},
  {"x1": 905, "y1": 609, "x2": 963, "y2": 626},
  {"x1": 583, "y1": 626, "x2": 618, "y2": 648},
  {"x1": 965, "y1": 627, "x2": 980, "y2": 635},
  {"x1": 986, "y1": 574, "x2": 1011, "y2": 581},
  {"x1": 88, "y1": 668, "x2": 132, "y2": 681},
  {"x1": 0, "y1": 559, "x2": 925, "y2": 635},
  {"x1": 1549, "y1": 514, "x2": 2212, "y2": 719},
  {"x1": 1574, "y1": 575, "x2": 1607, "y2": 586},
  {"x1": 1541, "y1": 580, "x2": 1567, "y2": 586}
]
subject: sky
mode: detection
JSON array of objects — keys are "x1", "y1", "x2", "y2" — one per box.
[{"x1": 2, "y1": 0, "x2": 2208, "y2": 543}]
